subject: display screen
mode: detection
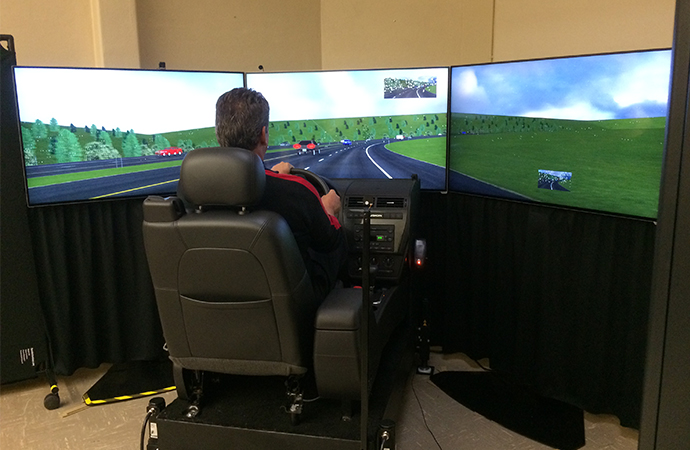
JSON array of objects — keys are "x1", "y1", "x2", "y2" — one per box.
[
  {"x1": 449, "y1": 49, "x2": 672, "y2": 218},
  {"x1": 14, "y1": 66, "x2": 245, "y2": 206},
  {"x1": 246, "y1": 67, "x2": 449, "y2": 190}
]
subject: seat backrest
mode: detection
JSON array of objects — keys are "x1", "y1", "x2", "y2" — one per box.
[{"x1": 143, "y1": 147, "x2": 316, "y2": 377}]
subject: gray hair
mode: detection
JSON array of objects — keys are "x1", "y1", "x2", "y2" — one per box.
[{"x1": 215, "y1": 88, "x2": 269, "y2": 150}]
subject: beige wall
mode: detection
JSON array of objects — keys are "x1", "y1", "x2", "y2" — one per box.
[
  {"x1": 0, "y1": 0, "x2": 677, "y2": 70},
  {"x1": 320, "y1": 0, "x2": 495, "y2": 70},
  {"x1": 135, "y1": 0, "x2": 322, "y2": 72},
  {"x1": 0, "y1": 0, "x2": 139, "y2": 67},
  {"x1": 92, "y1": 0, "x2": 140, "y2": 68},
  {"x1": 493, "y1": 0, "x2": 676, "y2": 62},
  {"x1": 320, "y1": 0, "x2": 675, "y2": 70},
  {"x1": 0, "y1": 0, "x2": 98, "y2": 66}
]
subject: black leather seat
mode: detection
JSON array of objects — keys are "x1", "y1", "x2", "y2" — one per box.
[{"x1": 142, "y1": 147, "x2": 405, "y2": 421}]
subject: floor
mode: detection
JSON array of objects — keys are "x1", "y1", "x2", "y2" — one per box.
[{"x1": 0, "y1": 351, "x2": 639, "y2": 450}]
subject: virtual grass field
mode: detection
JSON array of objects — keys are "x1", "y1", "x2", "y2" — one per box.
[
  {"x1": 449, "y1": 113, "x2": 665, "y2": 218},
  {"x1": 386, "y1": 137, "x2": 446, "y2": 167},
  {"x1": 26, "y1": 160, "x2": 183, "y2": 188}
]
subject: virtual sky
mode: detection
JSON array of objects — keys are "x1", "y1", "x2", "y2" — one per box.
[
  {"x1": 14, "y1": 68, "x2": 244, "y2": 135},
  {"x1": 247, "y1": 68, "x2": 449, "y2": 122},
  {"x1": 451, "y1": 49, "x2": 672, "y2": 121}
]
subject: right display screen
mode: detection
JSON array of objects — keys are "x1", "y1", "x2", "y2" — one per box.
[{"x1": 449, "y1": 49, "x2": 672, "y2": 218}]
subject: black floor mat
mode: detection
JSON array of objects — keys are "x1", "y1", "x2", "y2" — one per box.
[
  {"x1": 430, "y1": 370, "x2": 585, "y2": 450},
  {"x1": 83, "y1": 359, "x2": 175, "y2": 405}
]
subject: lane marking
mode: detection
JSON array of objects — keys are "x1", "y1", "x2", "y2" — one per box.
[
  {"x1": 90, "y1": 178, "x2": 179, "y2": 199},
  {"x1": 365, "y1": 144, "x2": 392, "y2": 179}
]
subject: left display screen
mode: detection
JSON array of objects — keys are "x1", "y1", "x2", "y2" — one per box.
[{"x1": 14, "y1": 67, "x2": 245, "y2": 206}]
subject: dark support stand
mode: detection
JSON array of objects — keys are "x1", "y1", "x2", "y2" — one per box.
[
  {"x1": 416, "y1": 297, "x2": 434, "y2": 376},
  {"x1": 360, "y1": 199, "x2": 373, "y2": 449},
  {"x1": 42, "y1": 366, "x2": 60, "y2": 410}
]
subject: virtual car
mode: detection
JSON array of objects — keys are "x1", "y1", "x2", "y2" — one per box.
[
  {"x1": 155, "y1": 147, "x2": 184, "y2": 156},
  {"x1": 294, "y1": 140, "x2": 320, "y2": 155},
  {"x1": 340, "y1": 139, "x2": 352, "y2": 145}
]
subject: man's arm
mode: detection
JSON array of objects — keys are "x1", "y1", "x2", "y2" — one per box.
[{"x1": 306, "y1": 189, "x2": 344, "y2": 254}]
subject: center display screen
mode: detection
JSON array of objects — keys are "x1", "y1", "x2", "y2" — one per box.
[{"x1": 247, "y1": 67, "x2": 449, "y2": 190}]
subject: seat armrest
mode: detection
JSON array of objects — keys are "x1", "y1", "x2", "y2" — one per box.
[{"x1": 315, "y1": 288, "x2": 362, "y2": 331}]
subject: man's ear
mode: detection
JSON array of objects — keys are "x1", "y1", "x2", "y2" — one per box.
[{"x1": 260, "y1": 126, "x2": 269, "y2": 145}]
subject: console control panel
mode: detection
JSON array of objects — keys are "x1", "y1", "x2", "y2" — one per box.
[
  {"x1": 332, "y1": 178, "x2": 420, "y2": 283},
  {"x1": 353, "y1": 224, "x2": 395, "y2": 252}
]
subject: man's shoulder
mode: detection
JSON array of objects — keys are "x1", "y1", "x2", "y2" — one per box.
[{"x1": 265, "y1": 171, "x2": 319, "y2": 197}]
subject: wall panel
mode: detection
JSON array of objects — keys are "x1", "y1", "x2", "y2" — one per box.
[
  {"x1": 320, "y1": 0, "x2": 494, "y2": 70},
  {"x1": 493, "y1": 0, "x2": 675, "y2": 62},
  {"x1": 0, "y1": 0, "x2": 97, "y2": 66},
  {"x1": 135, "y1": 0, "x2": 322, "y2": 72}
]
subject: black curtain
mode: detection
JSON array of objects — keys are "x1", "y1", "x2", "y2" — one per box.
[
  {"x1": 425, "y1": 191, "x2": 655, "y2": 429},
  {"x1": 25, "y1": 185, "x2": 654, "y2": 428},
  {"x1": 27, "y1": 198, "x2": 166, "y2": 376}
]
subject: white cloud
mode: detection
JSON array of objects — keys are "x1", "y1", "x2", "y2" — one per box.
[
  {"x1": 523, "y1": 102, "x2": 614, "y2": 121},
  {"x1": 612, "y1": 59, "x2": 671, "y2": 108}
]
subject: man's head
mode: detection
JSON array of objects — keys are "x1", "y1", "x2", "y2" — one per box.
[{"x1": 215, "y1": 88, "x2": 270, "y2": 154}]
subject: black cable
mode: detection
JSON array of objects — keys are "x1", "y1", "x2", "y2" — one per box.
[
  {"x1": 378, "y1": 433, "x2": 389, "y2": 450},
  {"x1": 411, "y1": 376, "x2": 443, "y2": 450},
  {"x1": 140, "y1": 411, "x2": 153, "y2": 450}
]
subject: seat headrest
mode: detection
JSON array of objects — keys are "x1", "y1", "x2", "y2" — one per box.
[{"x1": 178, "y1": 147, "x2": 266, "y2": 207}]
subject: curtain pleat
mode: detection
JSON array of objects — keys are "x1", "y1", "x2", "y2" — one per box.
[
  {"x1": 28, "y1": 199, "x2": 166, "y2": 376},
  {"x1": 438, "y1": 192, "x2": 655, "y2": 428}
]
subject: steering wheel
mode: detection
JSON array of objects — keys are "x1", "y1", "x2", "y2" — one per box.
[
  {"x1": 289, "y1": 168, "x2": 343, "y2": 222},
  {"x1": 290, "y1": 168, "x2": 331, "y2": 197}
]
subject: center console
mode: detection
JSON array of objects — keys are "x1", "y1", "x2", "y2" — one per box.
[{"x1": 332, "y1": 178, "x2": 421, "y2": 284}]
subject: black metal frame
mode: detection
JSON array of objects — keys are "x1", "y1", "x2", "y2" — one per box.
[{"x1": 640, "y1": 0, "x2": 690, "y2": 448}]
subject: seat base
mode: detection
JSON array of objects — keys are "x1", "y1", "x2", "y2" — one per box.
[{"x1": 148, "y1": 322, "x2": 414, "y2": 450}]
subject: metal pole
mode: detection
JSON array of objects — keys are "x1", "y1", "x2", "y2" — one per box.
[{"x1": 360, "y1": 199, "x2": 373, "y2": 449}]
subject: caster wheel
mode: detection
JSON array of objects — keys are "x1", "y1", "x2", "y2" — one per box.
[{"x1": 44, "y1": 392, "x2": 60, "y2": 410}]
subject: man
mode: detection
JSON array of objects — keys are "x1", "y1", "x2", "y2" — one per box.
[{"x1": 215, "y1": 87, "x2": 347, "y2": 303}]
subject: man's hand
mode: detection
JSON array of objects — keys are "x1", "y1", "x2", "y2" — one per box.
[
  {"x1": 321, "y1": 189, "x2": 341, "y2": 216},
  {"x1": 271, "y1": 161, "x2": 293, "y2": 175}
]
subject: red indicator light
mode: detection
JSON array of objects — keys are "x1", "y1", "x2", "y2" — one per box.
[
  {"x1": 307, "y1": 143, "x2": 315, "y2": 149},
  {"x1": 293, "y1": 144, "x2": 301, "y2": 149}
]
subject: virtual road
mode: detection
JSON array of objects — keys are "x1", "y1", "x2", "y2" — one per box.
[
  {"x1": 537, "y1": 180, "x2": 569, "y2": 191},
  {"x1": 384, "y1": 86, "x2": 436, "y2": 99},
  {"x1": 26, "y1": 138, "x2": 448, "y2": 205}
]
